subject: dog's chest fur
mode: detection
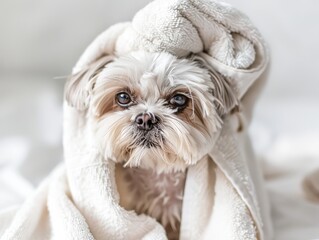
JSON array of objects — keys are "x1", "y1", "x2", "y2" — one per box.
[{"x1": 115, "y1": 164, "x2": 186, "y2": 239}]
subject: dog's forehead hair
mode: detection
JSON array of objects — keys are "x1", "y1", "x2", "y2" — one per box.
[
  {"x1": 138, "y1": 71, "x2": 161, "y2": 102},
  {"x1": 124, "y1": 52, "x2": 209, "y2": 103}
]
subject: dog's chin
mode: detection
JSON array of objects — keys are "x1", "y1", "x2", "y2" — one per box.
[
  {"x1": 105, "y1": 133, "x2": 213, "y2": 173},
  {"x1": 118, "y1": 146, "x2": 192, "y2": 173},
  {"x1": 133, "y1": 127, "x2": 163, "y2": 148}
]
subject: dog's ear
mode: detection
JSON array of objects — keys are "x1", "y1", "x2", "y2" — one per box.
[
  {"x1": 193, "y1": 54, "x2": 238, "y2": 116},
  {"x1": 65, "y1": 55, "x2": 114, "y2": 111},
  {"x1": 65, "y1": 23, "x2": 130, "y2": 111}
]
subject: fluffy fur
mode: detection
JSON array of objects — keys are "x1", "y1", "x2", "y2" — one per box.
[{"x1": 65, "y1": 51, "x2": 237, "y2": 238}]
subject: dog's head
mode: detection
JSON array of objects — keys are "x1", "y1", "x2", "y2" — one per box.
[{"x1": 65, "y1": 51, "x2": 237, "y2": 172}]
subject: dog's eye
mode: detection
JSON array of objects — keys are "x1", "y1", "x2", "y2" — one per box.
[
  {"x1": 170, "y1": 94, "x2": 188, "y2": 107},
  {"x1": 116, "y1": 92, "x2": 132, "y2": 106}
]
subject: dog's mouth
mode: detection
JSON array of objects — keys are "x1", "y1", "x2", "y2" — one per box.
[
  {"x1": 137, "y1": 139, "x2": 159, "y2": 148},
  {"x1": 134, "y1": 127, "x2": 163, "y2": 148}
]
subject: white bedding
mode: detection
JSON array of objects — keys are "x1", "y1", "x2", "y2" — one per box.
[{"x1": 251, "y1": 98, "x2": 319, "y2": 240}]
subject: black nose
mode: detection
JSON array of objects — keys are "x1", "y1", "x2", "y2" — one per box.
[{"x1": 135, "y1": 113, "x2": 158, "y2": 130}]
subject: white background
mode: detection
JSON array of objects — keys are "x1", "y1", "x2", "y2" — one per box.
[{"x1": 0, "y1": 1, "x2": 319, "y2": 239}]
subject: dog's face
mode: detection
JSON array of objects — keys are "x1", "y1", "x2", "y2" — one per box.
[{"x1": 66, "y1": 52, "x2": 236, "y2": 172}]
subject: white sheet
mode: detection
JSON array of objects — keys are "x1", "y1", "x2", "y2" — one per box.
[{"x1": 250, "y1": 98, "x2": 319, "y2": 240}]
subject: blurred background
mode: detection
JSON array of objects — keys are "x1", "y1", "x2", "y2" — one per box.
[{"x1": 0, "y1": 0, "x2": 319, "y2": 239}]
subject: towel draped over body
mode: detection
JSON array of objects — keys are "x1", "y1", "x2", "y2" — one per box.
[{"x1": 0, "y1": 0, "x2": 273, "y2": 239}]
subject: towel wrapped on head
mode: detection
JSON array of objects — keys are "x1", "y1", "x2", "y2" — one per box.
[{"x1": 0, "y1": 0, "x2": 273, "y2": 240}]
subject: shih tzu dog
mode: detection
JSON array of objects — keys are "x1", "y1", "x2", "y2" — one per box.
[{"x1": 66, "y1": 51, "x2": 237, "y2": 239}]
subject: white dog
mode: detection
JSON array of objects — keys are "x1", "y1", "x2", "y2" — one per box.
[{"x1": 65, "y1": 51, "x2": 237, "y2": 239}]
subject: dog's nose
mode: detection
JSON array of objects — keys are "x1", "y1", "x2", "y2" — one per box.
[{"x1": 135, "y1": 113, "x2": 158, "y2": 130}]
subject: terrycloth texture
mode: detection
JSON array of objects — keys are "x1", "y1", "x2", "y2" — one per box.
[
  {"x1": 0, "y1": 0, "x2": 272, "y2": 239},
  {"x1": 73, "y1": 0, "x2": 268, "y2": 100}
]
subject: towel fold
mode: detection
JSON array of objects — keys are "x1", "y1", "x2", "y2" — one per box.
[{"x1": 0, "y1": 0, "x2": 273, "y2": 239}]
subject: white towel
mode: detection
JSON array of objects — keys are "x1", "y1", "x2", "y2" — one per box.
[{"x1": 0, "y1": 0, "x2": 273, "y2": 239}]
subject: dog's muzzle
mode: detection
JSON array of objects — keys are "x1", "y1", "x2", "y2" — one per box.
[{"x1": 133, "y1": 112, "x2": 162, "y2": 147}]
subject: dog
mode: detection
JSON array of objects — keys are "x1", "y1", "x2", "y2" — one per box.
[{"x1": 65, "y1": 51, "x2": 237, "y2": 239}]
